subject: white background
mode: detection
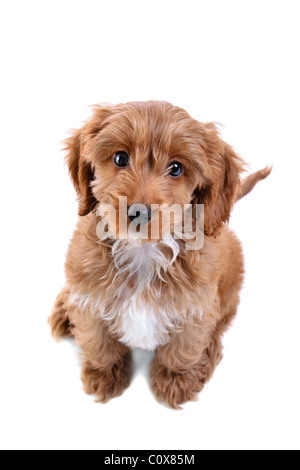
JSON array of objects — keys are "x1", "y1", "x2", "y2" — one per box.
[{"x1": 0, "y1": 0, "x2": 299, "y2": 451}]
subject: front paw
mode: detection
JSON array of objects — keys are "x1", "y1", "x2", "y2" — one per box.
[
  {"x1": 150, "y1": 360, "x2": 205, "y2": 409},
  {"x1": 81, "y1": 353, "x2": 133, "y2": 403}
]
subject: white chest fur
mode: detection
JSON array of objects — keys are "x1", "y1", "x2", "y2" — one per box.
[
  {"x1": 110, "y1": 238, "x2": 180, "y2": 351},
  {"x1": 117, "y1": 294, "x2": 170, "y2": 351},
  {"x1": 69, "y1": 238, "x2": 181, "y2": 352},
  {"x1": 69, "y1": 291, "x2": 171, "y2": 351}
]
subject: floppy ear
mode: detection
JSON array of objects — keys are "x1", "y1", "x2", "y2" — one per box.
[
  {"x1": 64, "y1": 127, "x2": 97, "y2": 216},
  {"x1": 64, "y1": 106, "x2": 113, "y2": 216},
  {"x1": 195, "y1": 124, "x2": 244, "y2": 237}
]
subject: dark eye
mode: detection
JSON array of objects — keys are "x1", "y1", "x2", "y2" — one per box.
[
  {"x1": 114, "y1": 151, "x2": 130, "y2": 168},
  {"x1": 167, "y1": 161, "x2": 184, "y2": 178}
]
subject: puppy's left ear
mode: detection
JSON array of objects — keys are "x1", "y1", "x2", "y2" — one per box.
[{"x1": 195, "y1": 124, "x2": 244, "y2": 237}]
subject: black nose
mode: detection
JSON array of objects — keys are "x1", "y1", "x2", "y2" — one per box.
[{"x1": 128, "y1": 204, "x2": 152, "y2": 224}]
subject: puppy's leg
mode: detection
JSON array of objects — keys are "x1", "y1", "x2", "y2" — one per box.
[
  {"x1": 151, "y1": 243, "x2": 244, "y2": 409},
  {"x1": 71, "y1": 312, "x2": 133, "y2": 403},
  {"x1": 150, "y1": 315, "x2": 224, "y2": 409},
  {"x1": 81, "y1": 352, "x2": 132, "y2": 403},
  {"x1": 48, "y1": 288, "x2": 73, "y2": 339}
]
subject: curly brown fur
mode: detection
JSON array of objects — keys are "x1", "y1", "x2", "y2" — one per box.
[
  {"x1": 82, "y1": 352, "x2": 133, "y2": 403},
  {"x1": 49, "y1": 288, "x2": 73, "y2": 340},
  {"x1": 49, "y1": 101, "x2": 270, "y2": 408}
]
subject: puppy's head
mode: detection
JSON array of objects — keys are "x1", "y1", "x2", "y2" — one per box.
[{"x1": 65, "y1": 101, "x2": 244, "y2": 238}]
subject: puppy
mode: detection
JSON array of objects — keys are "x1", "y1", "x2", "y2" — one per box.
[{"x1": 49, "y1": 101, "x2": 271, "y2": 408}]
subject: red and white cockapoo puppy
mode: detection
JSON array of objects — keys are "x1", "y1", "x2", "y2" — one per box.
[{"x1": 49, "y1": 101, "x2": 271, "y2": 409}]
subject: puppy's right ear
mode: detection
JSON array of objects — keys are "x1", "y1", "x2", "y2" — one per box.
[
  {"x1": 64, "y1": 106, "x2": 113, "y2": 216},
  {"x1": 64, "y1": 126, "x2": 97, "y2": 216},
  {"x1": 64, "y1": 127, "x2": 95, "y2": 216}
]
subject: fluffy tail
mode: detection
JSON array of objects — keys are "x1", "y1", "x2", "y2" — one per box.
[{"x1": 237, "y1": 166, "x2": 272, "y2": 201}]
